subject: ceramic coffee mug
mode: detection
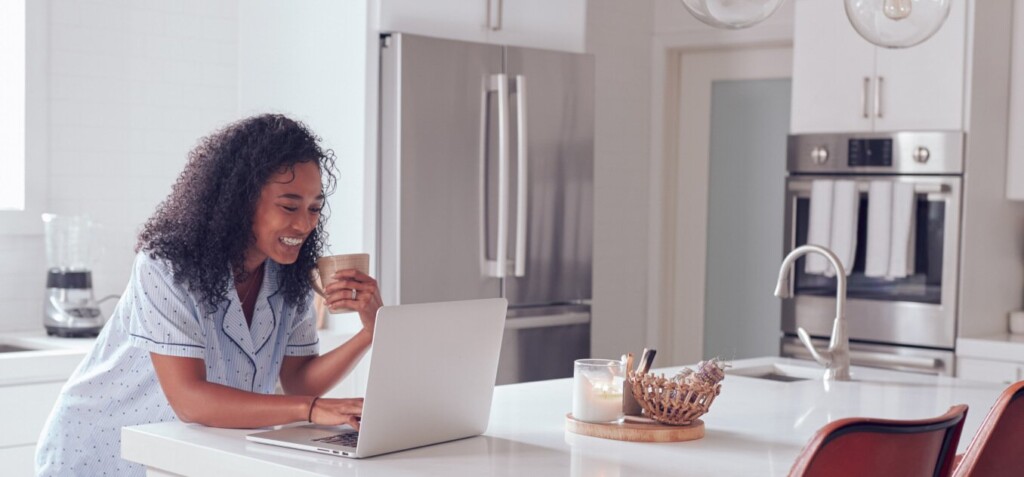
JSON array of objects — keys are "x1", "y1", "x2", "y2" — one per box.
[{"x1": 313, "y1": 253, "x2": 370, "y2": 314}]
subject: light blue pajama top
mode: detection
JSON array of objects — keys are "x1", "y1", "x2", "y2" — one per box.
[{"x1": 35, "y1": 252, "x2": 320, "y2": 476}]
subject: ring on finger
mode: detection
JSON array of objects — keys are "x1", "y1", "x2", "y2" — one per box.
[{"x1": 351, "y1": 289, "x2": 357, "y2": 300}]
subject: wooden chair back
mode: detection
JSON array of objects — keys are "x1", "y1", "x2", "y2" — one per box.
[
  {"x1": 789, "y1": 404, "x2": 969, "y2": 477},
  {"x1": 953, "y1": 381, "x2": 1024, "y2": 477}
]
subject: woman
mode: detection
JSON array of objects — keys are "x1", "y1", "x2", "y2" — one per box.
[{"x1": 35, "y1": 114, "x2": 379, "y2": 475}]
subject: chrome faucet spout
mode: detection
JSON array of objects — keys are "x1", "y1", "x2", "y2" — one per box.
[{"x1": 774, "y1": 244, "x2": 851, "y2": 381}]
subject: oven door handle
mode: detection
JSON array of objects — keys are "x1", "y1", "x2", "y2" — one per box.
[
  {"x1": 782, "y1": 342, "x2": 941, "y2": 373},
  {"x1": 847, "y1": 350, "x2": 940, "y2": 371},
  {"x1": 786, "y1": 182, "x2": 948, "y2": 195}
]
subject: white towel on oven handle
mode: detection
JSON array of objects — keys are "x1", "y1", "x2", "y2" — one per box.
[
  {"x1": 826, "y1": 180, "x2": 858, "y2": 277},
  {"x1": 888, "y1": 182, "x2": 917, "y2": 279},
  {"x1": 864, "y1": 181, "x2": 893, "y2": 278},
  {"x1": 804, "y1": 180, "x2": 834, "y2": 275}
]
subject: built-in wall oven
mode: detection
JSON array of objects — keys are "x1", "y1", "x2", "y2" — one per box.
[{"x1": 781, "y1": 132, "x2": 964, "y2": 376}]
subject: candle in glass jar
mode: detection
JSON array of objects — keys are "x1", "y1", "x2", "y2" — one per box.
[{"x1": 572, "y1": 359, "x2": 625, "y2": 423}]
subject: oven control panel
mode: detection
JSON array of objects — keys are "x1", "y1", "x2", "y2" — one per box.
[
  {"x1": 848, "y1": 138, "x2": 892, "y2": 167},
  {"x1": 787, "y1": 132, "x2": 963, "y2": 174}
]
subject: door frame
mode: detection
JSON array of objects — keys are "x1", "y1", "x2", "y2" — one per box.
[{"x1": 647, "y1": 27, "x2": 794, "y2": 366}]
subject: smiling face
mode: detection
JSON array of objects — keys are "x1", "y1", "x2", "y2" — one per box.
[{"x1": 245, "y1": 161, "x2": 324, "y2": 271}]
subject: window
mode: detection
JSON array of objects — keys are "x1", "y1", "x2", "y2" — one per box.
[
  {"x1": 1, "y1": 0, "x2": 45, "y2": 234},
  {"x1": 0, "y1": 0, "x2": 26, "y2": 211}
]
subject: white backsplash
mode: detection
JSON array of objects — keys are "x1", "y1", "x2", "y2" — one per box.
[{"x1": 0, "y1": 0, "x2": 240, "y2": 332}]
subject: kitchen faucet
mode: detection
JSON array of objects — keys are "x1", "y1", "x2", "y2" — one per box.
[{"x1": 773, "y1": 244, "x2": 851, "y2": 381}]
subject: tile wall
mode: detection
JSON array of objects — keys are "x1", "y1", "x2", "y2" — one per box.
[{"x1": 0, "y1": 0, "x2": 239, "y2": 332}]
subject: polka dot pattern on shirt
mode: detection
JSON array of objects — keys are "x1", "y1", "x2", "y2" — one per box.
[{"x1": 35, "y1": 252, "x2": 319, "y2": 476}]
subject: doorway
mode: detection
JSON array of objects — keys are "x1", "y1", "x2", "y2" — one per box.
[
  {"x1": 703, "y1": 78, "x2": 791, "y2": 360},
  {"x1": 661, "y1": 46, "x2": 793, "y2": 364}
]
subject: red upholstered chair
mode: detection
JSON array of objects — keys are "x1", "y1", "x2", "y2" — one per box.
[
  {"x1": 953, "y1": 381, "x2": 1024, "y2": 477},
  {"x1": 788, "y1": 404, "x2": 969, "y2": 477}
]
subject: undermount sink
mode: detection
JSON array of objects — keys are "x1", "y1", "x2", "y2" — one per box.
[{"x1": 727, "y1": 363, "x2": 823, "y2": 383}]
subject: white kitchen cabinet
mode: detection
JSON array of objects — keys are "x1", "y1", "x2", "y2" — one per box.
[
  {"x1": 0, "y1": 446, "x2": 35, "y2": 477},
  {"x1": 956, "y1": 333, "x2": 1024, "y2": 383},
  {"x1": 790, "y1": 0, "x2": 967, "y2": 133},
  {"x1": 487, "y1": 0, "x2": 586, "y2": 52},
  {"x1": 0, "y1": 340, "x2": 91, "y2": 473},
  {"x1": 378, "y1": 0, "x2": 490, "y2": 45},
  {"x1": 0, "y1": 381, "x2": 65, "y2": 473},
  {"x1": 957, "y1": 357, "x2": 1022, "y2": 384},
  {"x1": 0, "y1": 381, "x2": 65, "y2": 448},
  {"x1": 377, "y1": 0, "x2": 586, "y2": 52}
]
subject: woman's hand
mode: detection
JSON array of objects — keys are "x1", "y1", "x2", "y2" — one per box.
[
  {"x1": 310, "y1": 397, "x2": 364, "y2": 429},
  {"x1": 324, "y1": 269, "x2": 382, "y2": 336}
]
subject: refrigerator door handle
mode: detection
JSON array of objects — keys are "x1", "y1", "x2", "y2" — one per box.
[
  {"x1": 513, "y1": 75, "x2": 528, "y2": 277},
  {"x1": 481, "y1": 73, "x2": 510, "y2": 278}
]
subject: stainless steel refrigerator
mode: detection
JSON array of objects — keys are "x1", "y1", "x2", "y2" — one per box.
[{"x1": 377, "y1": 33, "x2": 593, "y2": 384}]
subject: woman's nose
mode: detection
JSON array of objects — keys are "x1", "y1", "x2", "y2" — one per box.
[{"x1": 293, "y1": 212, "x2": 316, "y2": 233}]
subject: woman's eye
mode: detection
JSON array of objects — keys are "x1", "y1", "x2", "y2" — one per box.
[
  {"x1": 310, "y1": 207, "x2": 323, "y2": 213},
  {"x1": 281, "y1": 206, "x2": 298, "y2": 212}
]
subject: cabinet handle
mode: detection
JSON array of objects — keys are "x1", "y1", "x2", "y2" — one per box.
[
  {"x1": 487, "y1": 0, "x2": 503, "y2": 31},
  {"x1": 876, "y1": 76, "x2": 884, "y2": 118},
  {"x1": 862, "y1": 77, "x2": 870, "y2": 119}
]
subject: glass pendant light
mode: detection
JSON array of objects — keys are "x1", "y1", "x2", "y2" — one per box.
[
  {"x1": 844, "y1": 0, "x2": 952, "y2": 48},
  {"x1": 677, "y1": 0, "x2": 787, "y2": 30}
]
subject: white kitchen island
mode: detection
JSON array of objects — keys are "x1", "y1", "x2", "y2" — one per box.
[{"x1": 122, "y1": 357, "x2": 1007, "y2": 476}]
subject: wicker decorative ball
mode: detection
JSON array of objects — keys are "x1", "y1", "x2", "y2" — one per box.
[{"x1": 627, "y1": 370, "x2": 722, "y2": 426}]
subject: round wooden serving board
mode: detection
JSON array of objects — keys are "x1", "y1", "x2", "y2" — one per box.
[{"x1": 565, "y1": 413, "x2": 705, "y2": 442}]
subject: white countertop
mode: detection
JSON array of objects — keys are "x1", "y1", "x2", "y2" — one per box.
[
  {"x1": 0, "y1": 330, "x2": 94, "y2": 386},
  {"x1": 957, "y1": 332, "x2": 1024, "y2": 362},
  {"x1": 122, "y1": 357, "x2": 1007, "y2": 476},
  {"x1": 0, "y1": 329, "x2": 98, "y2": 352},
  {"x1": 0, "y1": 328, "x2": 361, "y2": 388}
]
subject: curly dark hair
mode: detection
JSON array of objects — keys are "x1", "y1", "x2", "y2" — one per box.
[{"x1": 137, "y1": 114, "x2": 337, "y2": 314}]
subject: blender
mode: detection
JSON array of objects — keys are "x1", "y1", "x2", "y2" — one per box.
[{"x1": 42, "y1": 213, "x2": 110, "y2": 337}]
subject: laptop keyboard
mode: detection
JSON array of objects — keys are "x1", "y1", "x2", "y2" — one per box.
[{"x1": 313, "y1": 432, "x2": 359, "y2": 447}]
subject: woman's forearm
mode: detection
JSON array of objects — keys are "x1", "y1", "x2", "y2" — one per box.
[
  {"x1": 284, "y1": 330, "x2": 373, "y2": 396},
  {"x1": 173, "y1": 382, "x2": 313, "y2": 428}
]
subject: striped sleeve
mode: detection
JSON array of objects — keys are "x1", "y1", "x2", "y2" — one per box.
[
  {"x1": 285, "y1": 293, "x2": 319, "y2": 356},
  {"x1": 126, "y1": 254, "x2": 206, "y2": 358}
]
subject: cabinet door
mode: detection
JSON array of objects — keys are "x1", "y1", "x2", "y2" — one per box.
[
  {"x1": 0, "y1": 446, "x2": 35, "y2": 477},
  {"x1": 378, "y1": 0, "x2": 489, "y2": 44},
  {"x1": 957, "y1": 357, "x2": 1022, "y2": 384},
  {"x1": 0, "y1": 381, "x2": 64, "y2": 447},
  {"x1": 874, "y1": 0, "x2": 966, "y2": 132},
  {"x1": 790, "y1": 0, "x2": 876, "y2": 133},
  {"x1": 488, "y1": 0, "x2": 587, "y2": 52}
]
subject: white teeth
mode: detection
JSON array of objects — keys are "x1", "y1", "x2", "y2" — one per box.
[{"x1": 280, "y1": 237, "x2": 303, "y2": 246}]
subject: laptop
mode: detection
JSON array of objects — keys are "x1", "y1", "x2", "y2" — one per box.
[{"x1": 246, "y1": 298, "x2": 508, "y2": 458}]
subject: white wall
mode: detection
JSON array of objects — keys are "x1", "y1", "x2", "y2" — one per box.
[
  {"x1": 959, "y1": 0, "x2": 1024, "y2": 337},
  {"x1": 646, "y1": 0, "x2": 794, "y2": 364},
  {"x1": 237, "y1": 1, "x2": 373, "y2": 333},
  {"x1": 237, "y1": 1, "x2": 373, "y2": 261},
  {"x1": 0, "y1": 0, "x2": 240, "y2": 332},
  {"x1": 703, "y1": 78, "x2": 790, "y2": 360},
  {"x1": 653, "y1": 0, "x2": 795, "y2": 37},
  {"x1": 587, "y1": 0, "x2": 655, "y2": 360}
]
